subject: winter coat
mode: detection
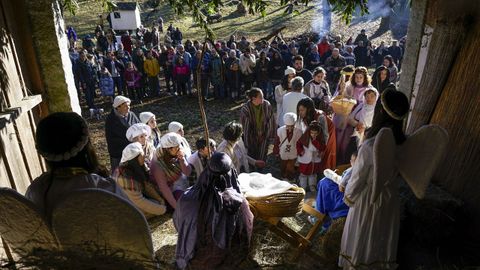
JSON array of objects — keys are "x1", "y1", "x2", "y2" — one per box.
[
  {"x1": 144, "y1": 58, "x2": 160, "y2": 77},
  {"x1": 99, "y1": 74, "x2": 114, "y2": 96},
  {"x1": 209, "y1": 56, "x2": 224, "y2": 86},
  {"x1": 105, "y1": 110, "x2": 140, "y2": 159},
  {"x1": 255, "y1": 58, "x2": 270, "y2": 83},
  {"x1": 124, "y1": 69, "x2": 142, "y2": 88}
]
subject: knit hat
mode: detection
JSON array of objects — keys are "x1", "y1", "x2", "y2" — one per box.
[
  {"x1": 126, "y1": 123, "x2": 151, "y2": 142},
  {"x1": 284, "y1": 66, "x2": 296, "y2": 76},
  {"x1": 283, "y1": 112, "x2": 297, "y2": 126},
  {"x1": 113, "y1": 95, "x2": 131, "y2": 108},
  {"x1": 168, "y1": 121, "x2": 183, "y2": 133},
  {"x1": 36, "y1": 112, "x2": 89, "y2": 162},
  {"x1": 139, "y1": 112, "x2": 155, "y2": 124},
  {"x1": 380, "y1": 89, "x2": 410, "y2": 120},
  {"x1": 120, "y1": 142, "x2": 144, "y2": 164},
  {"x1": 160, "y1": 132, "x2": 182, "y2": 148}
]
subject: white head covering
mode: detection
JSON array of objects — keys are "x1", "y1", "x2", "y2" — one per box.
[
  {"x1": 126, "y1": 123, "x2": 151, "y2": 142},
  {"x1": 284, "y1": 66, "x2": 296, "y2": 76},
  {"x1": 160, "y1": 132, "x2": 182, "y2": 148},
  {"x1": 358, "y1": 87, "x2": 379, "y2": 129},
  {"x1": 168, "y1": 121, "x2": 184, "y2": 133},
  {"x1": 120, "y1": 142, "x2": 144, "y2": 164},
  {"x1": 139, "y1": 112, "x2": 155, "y2": 124},
  {"x1": 283, "y1": 112, "x2": 297, "y2": 126},
  {"x1": 113, "y1": 95, "x2": 131, "y2": 108}
]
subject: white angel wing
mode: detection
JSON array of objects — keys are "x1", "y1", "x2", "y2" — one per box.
[
  {"x1": 396, "y1": 125, "x2": 448, "y2": 199},
  {"x1": 371, "y1": 128, "x2": 397, "y2": 204}
]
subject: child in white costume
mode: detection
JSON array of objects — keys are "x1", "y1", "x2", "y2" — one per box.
[{"x1": 273, "y1": 113, "x2": 303, "y2": 181}]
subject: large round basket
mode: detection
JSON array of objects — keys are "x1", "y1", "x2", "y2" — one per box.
[
  {"x1": 247, "y1": 186, "x2": 305, "y2": 218},
  {"x1": 330, "y1": 96, "x2": 357, "y2": 116}
]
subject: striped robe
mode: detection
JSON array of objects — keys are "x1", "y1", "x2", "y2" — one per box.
[{"x1": 240, "y1": 100, "x2": 276, "y2": 161}]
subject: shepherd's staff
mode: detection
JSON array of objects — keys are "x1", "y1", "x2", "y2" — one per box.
[{"x1": 195, "y1": 38, "x2": 225, "y2": 158}]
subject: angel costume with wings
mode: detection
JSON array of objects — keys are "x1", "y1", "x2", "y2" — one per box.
[{"x1": 339, "y1": 125, "x2": 448, "y2": 269}]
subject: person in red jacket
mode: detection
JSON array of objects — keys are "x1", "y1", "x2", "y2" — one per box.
[
  {"x1": 317, "y1": 36, "x2": 331, "y2": 59},
  {"x1": 173, "y1": 56, "x2": 191, "y2": 96}
]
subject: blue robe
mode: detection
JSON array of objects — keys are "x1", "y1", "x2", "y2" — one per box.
[{"x1": 316, "y1": 168, "x2": 352, "y2": 229}]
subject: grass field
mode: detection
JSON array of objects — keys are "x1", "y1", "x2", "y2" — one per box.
[{"x1": 65, "y1": 0, "x2": 394, "y2": 43}]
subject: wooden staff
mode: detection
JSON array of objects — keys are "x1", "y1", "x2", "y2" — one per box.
[{"x1": 195, "y1": 38, "x2": 226, "y2": 158}]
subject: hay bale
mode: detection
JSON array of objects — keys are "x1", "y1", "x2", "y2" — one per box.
[{"x1": 322, "y1": 217, "x2": 346, "y2": 266}]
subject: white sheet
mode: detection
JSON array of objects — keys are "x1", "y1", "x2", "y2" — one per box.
[{"x1": 238, "y1": 173, "x2": 294, "y2": 198}]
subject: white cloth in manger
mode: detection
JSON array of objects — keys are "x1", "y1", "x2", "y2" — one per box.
[{"x1": 238, "y1": 173, "x2": 294, "y2": 198}]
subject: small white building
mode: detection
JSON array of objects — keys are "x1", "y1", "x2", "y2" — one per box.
[{"x1": 110, "y1": 2, "x2": 141, "y2": 31}]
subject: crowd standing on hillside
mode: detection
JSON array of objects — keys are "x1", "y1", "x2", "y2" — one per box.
[{"x1": 47, "y1": 23, "x2": 409, "y2": 269}]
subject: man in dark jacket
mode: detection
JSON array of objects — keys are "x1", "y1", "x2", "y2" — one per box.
[
  {"x1": 388, "y1": 40, "x2": 403, "y2": 68},
  {"x1": 105, "y1": 96, "x2": 140, "y2": 173},
  {"x1": 74, "y1": 51, "x2": 97, "y2": 109},
  {"x1": 104, "y1": 51, "x2": 126, "y2": 96},
  {"x1": 293, "y1": 55, "x2": 313, "y2": 83},
  {"x1": 353, "y1": 41, "x2": 369, "y2": 67}
]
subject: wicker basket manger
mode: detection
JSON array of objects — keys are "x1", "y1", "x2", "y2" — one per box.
[
  {"x1": 330, "y1": 95, "x2": 357, "y2": 116},
  {"x1": 247, "y1": 186, "x2": 305, "y2": 218}
]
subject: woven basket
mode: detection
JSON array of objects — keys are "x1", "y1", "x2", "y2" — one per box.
[
  {"x1": 247, "y1": 186, "x2": 305, "y2": 218},
  {"x1": 330, "y1": 95, "x2": 356, "y2": 116}
]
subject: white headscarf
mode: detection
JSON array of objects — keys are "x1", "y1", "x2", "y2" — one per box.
[
  {"x1": 126, "y1": 123, "x2": 151, "y2": 142},
  {"x1": 159, "y1": 132, "x2": 182, "y2": 148},
  {"x1": 168, "y1": 121, "x2": 184, "y2": 133},
  {"x1": 357, "y1": 88, "x2": 379, "y2": 128},
  {"x1": 113, "y1": 95, "x2": 131, "y2": 108},
  {"x1": 120, "y1": 142, "x2": 144, "y2": 163},
  {"x1": 283, "y1": 112, "x2": 297, "y2": 126},
  {"x1": 139, "y1": 112, "x2": 155, "y2": 124}
]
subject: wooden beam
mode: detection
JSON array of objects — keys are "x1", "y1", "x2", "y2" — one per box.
[{"x1": 0, "y1": 94, "x2": 42, "y2": 129}]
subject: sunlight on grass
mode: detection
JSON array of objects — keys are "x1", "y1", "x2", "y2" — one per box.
[{"x1": 65, "y1": 0, "x2": 317, "y2": 41}]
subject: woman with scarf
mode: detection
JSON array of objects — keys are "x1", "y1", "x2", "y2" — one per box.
[
  {"x1": 139, "y1": 112, "x2": 161, "y2": 148},
  {"x1": 371, "y1": 65, "x2": 393, "y2": 94},
  {"x1": 115, "y1": 142, "x2": 166, "y2": 217},
  {"x1": 240, "y1": 88, "x2": 276, "y2": 164},
  {"x1": 150, "y1": 132, "x2": 191, "y2": 210},
  {"x1": 296, "y1": 97, "x2": 337, "y2": 172},
  {"x1": 304, "y1": 67, "x2": 331, "y2": 110},
  {"x1": 174, "y1": 153, "x2": 253, "y2": 269},
  {"x1": 126, "y1": 123, "x2": 156, "y2": 168}
]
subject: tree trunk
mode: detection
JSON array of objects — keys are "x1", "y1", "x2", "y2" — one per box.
[{"x1": 398, "y1": 0, "x2": 427, "y2": 100}]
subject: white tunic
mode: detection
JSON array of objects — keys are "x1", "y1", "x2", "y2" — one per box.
[
  {"x1": 276, "y1": 126, "x2": 302, "y2": 160},
  {"x1": 281, "y1": 91, "x2": 308, "y2": 126},
  {"x1": 339, "y1": 137, "x2": 400, "y2": 270},
  {"x1": 187, "y1": 151, "x2": 205, "y2": 181}
]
